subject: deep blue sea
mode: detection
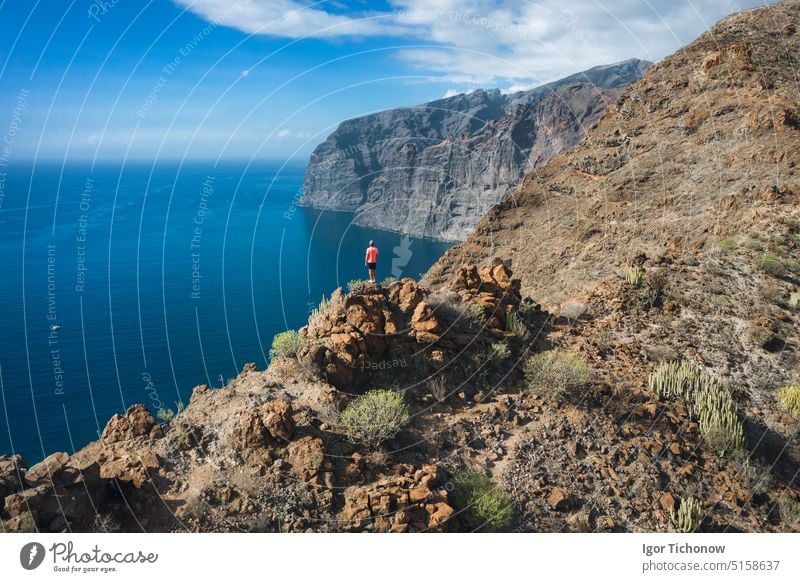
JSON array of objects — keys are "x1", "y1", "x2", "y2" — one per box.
[{"x1": 0, "y1": 161, "x2": 451, "y2": 463}]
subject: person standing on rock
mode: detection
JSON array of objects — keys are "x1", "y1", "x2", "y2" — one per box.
[{"x1": 365, "y1": 240, "x2": 379, "y2": 283}]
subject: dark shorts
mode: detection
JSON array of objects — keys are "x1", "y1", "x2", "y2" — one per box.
[{"x1": 367, "y1": 262, "x2": 377, "y2": 270}]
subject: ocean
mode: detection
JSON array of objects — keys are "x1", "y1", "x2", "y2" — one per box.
[{"x1": 0, "y1": 161, "x2": 451, "y2": 463}]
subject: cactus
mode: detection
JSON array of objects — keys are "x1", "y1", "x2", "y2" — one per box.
[
  {"x1": 778, "y1": 385, "x2": 800, "y2": 418},
  {"x1": 625, "y1": 265, "x2": 644, "y2": 287},
  {"x1": 648, "y1": 361, "x2": 744, "y2": 455},
  {"x1": 670, "y1": 496, "x2": 702, "y2": 533},
  {"x1": 505, "y1": 310, "x2": 523, "y2": 334}
]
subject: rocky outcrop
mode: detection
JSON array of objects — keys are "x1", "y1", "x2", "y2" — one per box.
[
  {"x1": 298, "y1": 268, "x2": 540, "y2": 392},
  {"x1": 301, "y1": 59, "x2": 650, "y2": 241},
  {"x1": 341, "y1": 464, "x2": 453, "y2": 532}
]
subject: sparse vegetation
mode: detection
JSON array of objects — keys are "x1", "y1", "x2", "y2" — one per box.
[
  {"x1": 786, "y1": 259, "x2": 800, "y2": 276},
  {"x1": 157, "y1": 407, "x2": 174, "y2": 423},
  {"x1": 308, "y1": 294, "x2": 337, "y2": 327},
  {"x1": 745, "y1": 238, "x2": 764, "y2": 251},
  {"x1": 670, "y1": 496, "x2": 702, "y2": 533},
  {"x1": 715, "y1": 238, "x2": 737, "y2": 253},
  {"x1": 560, "y1": 301, "x2": 587, "y2": 324},
  {"x1": 625, "y1": 265, "x2": 644, "y2": 288},
  {"x1": 732, "y1": 452, "x2": 774, "y2": 496},
  {"x1": 348, "y1": 279, "x2": 372, "y2": 293},
  {"x1": 451, "y1": 470, "x2": 513, "y2": 532},
  {"x1": 759, "y1": 282, "x2": 782, "y2": 304},
  {"x1": 778, "y1": 496, "x2": 800, "y2": 525},
  {"x1": 486, "y1": 342, "x2": 511, "y2": 365},
  {"x1": 467, "y1": 304, "x2": 486, "y2": 325},
  {"x1": 757, "y1": 253, "x2": 785, "y2": 277},
  {"x1": 649, "y1": 361, "x2": 744, "y2": 455},
  {"x1": 518, "y1": 299, "x2": 538, "y2": 317},
  {"x1": 269, "y1": 330, "x2": 305, "y2": 360},
  {"x1": 777, "y1": 385, "x2": 800, "y2": 418},
  {"x1": 428, "y1": 375, "x2": 448, "y2": 403},
  {"x1": 157, "y1": 400, "x2": 185, "y2": 423},
  {"x1": 339, "y1": 389, "x2": 409, "y2": 448},
  {"x1": 745, "y1": 323, "x2": 773, "y2": 350},
  {"x1": 505, "y1": 310, "x2": 523, "y2": 334},
  {"x1": 523, "y1": 350, "x2": 591, "y2": 400},
  {"x1": 381, "y1": 275, "x2": 397, "y2": 286},
  {"x1": 13, "y1": 510, "x2": 37, "y2": 533},
  {"x1": 93, "y1": 513, "x2": 122, "y2": 533}
]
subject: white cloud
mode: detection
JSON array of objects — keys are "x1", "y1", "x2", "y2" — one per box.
[
  {"x1": 441, "y1": 89, "x2": 461, "y2": 98},
  {"x1": 175, "y1": 0, "x2": 774, "y2": 83},
  {"x1": 173, "y1": 0, "x2": 408, "y2": 38},
  {"x1": 275, "y1": 128, "x2": 310, "y2": 139}
]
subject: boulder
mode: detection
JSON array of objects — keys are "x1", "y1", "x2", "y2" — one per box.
[
  {"x1": 25, "y1": 452, "x2": 70, "y2": 487},
  {"x1": 262, "y1": 399, "x2": 295, "y2": 441},
  {"x1": 658, "y1": 492, "x2": 676, "y2": 513},
  {"x1": 0, "y1": 454, "x2": 27, "y2": 498},
  {"x1": 548, "y1": 487, "x2": 572, "y2": 512},
  {"x1": 99, "y1": 448, "x2": 161, "y2": 489},
  {"x1": 102, "y1": 404, "x2": 161, "y2": 443},
  {"x1": 235, "y1": 410, "x2": 267, "y2": 450},
  {"x1": 287, "y1": 437, "x2": 326, "y2": 482}
]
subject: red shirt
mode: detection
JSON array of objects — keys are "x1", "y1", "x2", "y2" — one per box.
[{"x1": 366, "y1": 247, "x2": 378, "y2": 263}]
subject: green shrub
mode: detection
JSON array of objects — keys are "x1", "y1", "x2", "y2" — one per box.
[
  {"x1": 732, "y1": 451, "x2": 774, "y2": 496},
  {"x1": 715, "y1": 239, "x2": 737, "y2": 253},
  {"x1": 347, "y1": 279, "x2": 372, "y2": 293},
  {"x1": 670, "y1": 496, "x2": 702, "y2": 533},
  {"x1": 523, "y1": 350, "x2": 591, "y2": 400},
  {"x1": 757, "y1": 253, "x2": 785, "y2": 277},
  {"x1": 778, "y1": 385, "x2": 800, "y2": 418},
  {"x1": 339, "y1": 389, "x2": 409, "y2": 448},
  {"x1": 156, "y1": 400, "x2": 184, "y2": 424},
  {"x1": 786, "y1": 259, "x2": 800, "y2": 275},
  {"x1": 308, "y1": 294, "x2": 333, "y2": 327},
  {"x1": 428, "y1": 291, "x2": 466, "y2": 321},
  {"x1": 778, "y1": 496, "x2": 800, "y2": 525},
  {"x1": 486, "y1": 342, "x2": 511, "y2": 365},
  {"x1": 157, "y1": 407, "x2": 174, "y2": 423},
  {"x1": 625, "y1": 265, "x2": 644, "y2": 287},
  {"x1": 518, "y1": 300, "x2": 539, "y2": 317},
  {"x1": 467, "y1": 304, "x2": 486, "y2": 325},
  {"x1": 269, "y1": 330, "x2": 305, "y2": 360},
  {"x1": 451, "y1": 470, "x2": 513, "y2": 531},
  {"x1": 649, "y1": 361, "x2": 744, "y2": 455}
]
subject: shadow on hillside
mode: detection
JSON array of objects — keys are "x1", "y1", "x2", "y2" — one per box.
[{"x1": 744, "y1": 417, "x2": 800, "y2": 487}]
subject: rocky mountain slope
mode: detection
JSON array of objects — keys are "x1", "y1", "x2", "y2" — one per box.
[
  {"x1": 301, "y1": 59, "x2": 650, "y2": 241},
  {"x1": 3, "y1": 2, "x2": 800, "y2": 533}
]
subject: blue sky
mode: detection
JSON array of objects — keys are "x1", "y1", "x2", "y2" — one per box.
[{"x1": 0, "y1": 0, "x2": 773, "y2": 161}]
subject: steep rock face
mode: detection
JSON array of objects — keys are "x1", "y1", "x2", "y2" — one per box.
[
  {"x1": 425, "y1": 0, "x2": 800, "y2": 491},
  {"x1": 301, "y1": 59, "x2": 650, "y2": 241},
  {"x1": 425, "y1": 3, "x2": 800, "y2": 298}
]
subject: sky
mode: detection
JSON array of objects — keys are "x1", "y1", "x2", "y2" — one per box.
[{"x1": 0, "y1": 0, "x2": 776, "y2": 161}]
